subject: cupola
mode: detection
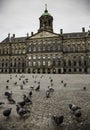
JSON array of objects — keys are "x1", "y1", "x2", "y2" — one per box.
[{"x1": 38, "y1": 4, "x2": 53, "y2": 32}]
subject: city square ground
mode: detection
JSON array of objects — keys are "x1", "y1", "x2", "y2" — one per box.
[{"x1": 0, "y1": 74, "x2": 90, "y2": 130}]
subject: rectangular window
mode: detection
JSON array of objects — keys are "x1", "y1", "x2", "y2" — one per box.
[
  {"x1": 33, "y1": 61, "x2": 36, "y2": 66},
  {"x1": 29, "y1": 47, "x2": 31, "y2": 52},
  {"x1": 18, "y1": 50, "x2": 21, "y2": 54},
  {"x1": 48, "y1": 61, "x2": 51, "y2": 66},
  {"x1": 43, "y1": 56, "x2": 45, "y2": 59},
  {"x1": 28, "y1": 62, "x2": 32, "y2": 66},
  {"x1": 38, "y1": 56, "x2": 41, "y2": 59},
  {"x1": 43, "y1": 46, "x2": 46, "y2": 51},
  {"x1": 33, "y1": 55, "x2": 36, "y2": 59},
  {"x1": 22, "y1": 50, "x2": 26, "y2": 54},
  {"x1": 28, "y1": 56, "x2": 31, "y2": 60},
  {"x1": 48, "y1": 46, "x2": 51, "y2": 51},
  {"x1": 38, "y1": 46, "x2": 41, "y2": 51},
  {"x1": 38, "y1": 61, "x2": 41, "y2": 66},
  {"x1": 33, "y1": 47, "x2": 36, "y2": 52},
  {"x1": 58, "y1": 45, "x2": 61, "y2": 51},
  {"x1": 43, "y1": 61, "x2": 45, "y2": 66},
  {"x1": 77, "y1": 46, "x2": 81, "y2": 51}
]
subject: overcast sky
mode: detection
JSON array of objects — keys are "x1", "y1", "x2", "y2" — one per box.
[{"x1": 0, "y1": 0, "x2": 90, "y2": 42}]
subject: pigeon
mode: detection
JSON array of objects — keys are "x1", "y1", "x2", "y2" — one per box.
[
  {"x1": 29, "y1": 91, "x2": 32, "y2": 97},
  {"x1": 23, "y1": 81, "x2": 26, "y2": 85},
  {"x1": 6, "y1": 86, "x2": 9, "y2": 89},
  {"x1": 0, "y1": 102, "x2": 5, "y2": 107},
  {"x1": 74, "y1": 110, "x2": 82, "y2": 121},
  {"x1": 5, "y1": 91, "x2": 12, "y2": 98},
  {"x1": 16, "y1": 105, "x2": 30, "y2": 117},
  {"x1": 38, "y1": 81, "x2": 40, "y2": 84},
  {"x1": 83, "y1": 87, "x2": 86, "y2": 91},
  {"x1": 17, "y1": 101, "x2": 26, "y2": 108},
  {"x1": 25, "y1": 78, "x2": 28, "y2": 80},
  {"x1": 20, "y1": 85, "x2": 23, "y2": 90},
  {"x1": 30, "y1": 85, "x2": 34, "y2": 90},
  {"x1": 64, "y1": 83, "x2": 67, "y2": 87},
  {"x1": 6, "y1": 80, "x2": 9, "y2": 83},
  {"x1": 52, "y1": 115, "x2": 64, "y2": 125},
  {"x1": 14, "y1": 82, "x2": 17, "y2": 85},
  {"x1": 46, "y1": 90, "x2": 50, "y2": 98},
  {"x1": 49, "y1": 87, "x2": 54, "y2": 92},
  {"x1": 61, "y1": 80, "x2": 63, "y2": 83},
  {"x1": 50, "y1": 79, "x2": 53, "y2": 82},
  {"x1": 23, "y1": 95, "x2": 32, "y2": 105},
  {"x1": 35, "y1": 85, "x2": 40, "y2": 91},
  {"x1": 7, "y1": 97, "x2": 16, "y2": 104},
  {"x1": 3, "y1": 108, "x2": 12, "y2": 119},
  {"x1": 69, "y1": 104, "x2": 81, "y2": 113}
]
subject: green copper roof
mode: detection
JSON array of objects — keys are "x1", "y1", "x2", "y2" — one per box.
[
  {"x1": 42, "y1": 12, "x2": 51, "y2": 16},
  {"x1": 41, "y1": 9, "x2": 52, "y2": 17}
]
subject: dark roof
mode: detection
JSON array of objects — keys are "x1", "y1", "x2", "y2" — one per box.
[
  {"x1": 1, "y1": 31, "x2": 90, "y2": 43},
  {"x1": 1, "y1": 37, "x2": 10, "y2": 43},
  {"x1": 63, "y1": 32, "x2": 88, "y2": 38},
  {"x1": 12, "y1": 37, "x2": 27, "y2": 42},
  {"x1": 1, "y1": 36, "x2": 27, "y2": 43}
]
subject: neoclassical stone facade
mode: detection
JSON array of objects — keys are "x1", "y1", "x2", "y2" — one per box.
[{"x1": 0, "y1": 7, "x2": 90, "y2": 74}]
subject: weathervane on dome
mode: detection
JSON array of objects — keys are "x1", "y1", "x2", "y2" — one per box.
[
  {"x1": 45, "y1": 4, "x2": 48, "y2": 12},
  {"x1": 45, "y1": 4, "x2": 47, "y2": 10}
]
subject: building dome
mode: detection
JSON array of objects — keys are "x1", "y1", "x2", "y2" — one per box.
[{"x1": 38, "y1": 4, "x2": 53, "y2": 32}]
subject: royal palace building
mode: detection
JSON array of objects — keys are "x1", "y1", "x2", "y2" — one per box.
[{"x1": 0, "y1": 6, "x2": 90, "y2": 74}]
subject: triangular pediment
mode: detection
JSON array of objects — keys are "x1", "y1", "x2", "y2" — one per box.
[{"x1": 30, "y1": 31, "x2": 59, "y2": 39}]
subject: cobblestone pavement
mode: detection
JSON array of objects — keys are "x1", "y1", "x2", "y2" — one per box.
[{"x1": 0, "y1": 74, "x2": 90, "y2": 130}]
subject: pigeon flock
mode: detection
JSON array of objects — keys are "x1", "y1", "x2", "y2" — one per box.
[{"x1": 0, "y1": 74, "x2": 90, "y2": 130}]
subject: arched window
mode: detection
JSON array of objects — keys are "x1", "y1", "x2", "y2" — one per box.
[
  {"x1": 14, "y1": 63, "x2": 16, "y2": 67},
  {"x1": 33, "y1": 46, "x2": 36, "y2": 52},
  {"x1": 58, "y1": 45, "x2": 61, "y2": 51},
  {"x1": 2, "y1": 63, "x2": 4, "y2": 67},
  {"x1": 82, "y1": 45, "x2": 85, "y2": 51},
  {"x1": 48, "y1": 20, "x2": 51, "y2": 26},
  {"x1": 22, "y1": 62, "x2": 25, "y2": 67},
  {"x1": 74, "y1": 68, "x2": 76, "y2": 72},
  {"x1": 63, "y1": 61, "x2": 66, "y2": 66},
  {"x1": 68, "y1": 45, "x2": 70, "y2": 52},
  {"x1": 58, "y1": 61, "x2": 61, "y2": 66},
  {"x1": 53, "y1": 61, "x2": 56, "y2": 66},
  {"x1": 72, "y1": 45, "x2": 75, "y2": 52},
  {"x1": 79, "y1": 60, "x2": 81, "y2": 66},
  {"x1": 77, "y1": 45, "x2": 81, "y2": 51},
  {"x1": 10, "y1": 63, "x2": 12, "y2": 67},
  {"x1": 48, "y1": 46, "x2": 51, "y2": 51},
  {"x1": 6, "y1": 63, "x2": 8, "y2": 67},
  {"x1": 43, "y1": 46, "x2": 46, "y2": 51},
  {"x1": 84, "y1": 60, "x2": 86, "y2": 66},
  {"x1": 73, "y1": 61, "x2": 76, "y2": 66},
  {"x1": 68, "y1": 60, "x2": 71, "y2": 66},
  {"x1": 52, "y1": 45, "x2": 56, "y2": 51},
  {"x1": 38, "y1": 46, "x2": 41, "y2": 51}
]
